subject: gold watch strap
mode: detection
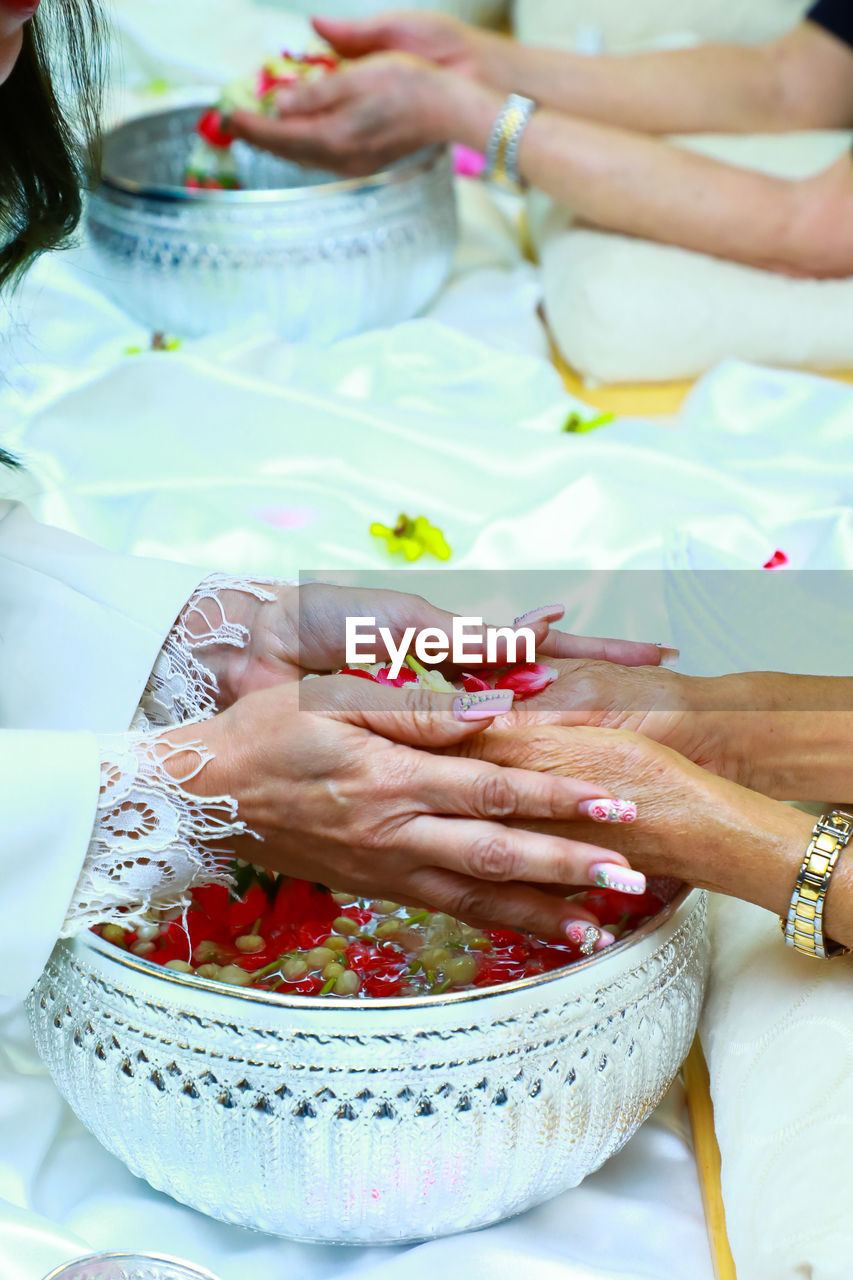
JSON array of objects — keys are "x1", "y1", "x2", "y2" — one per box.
[{"x1": 781, "y1": 809, "x2": 853, "y2": 958}]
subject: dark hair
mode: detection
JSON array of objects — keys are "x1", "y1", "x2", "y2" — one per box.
[
  {"x1": 0, "y1": 447, "x2": 20, "y2": 468},
  {"x1": 0, "y1": 0, "x2": 106, "y2": 292}
]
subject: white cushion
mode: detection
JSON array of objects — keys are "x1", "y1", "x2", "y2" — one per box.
[
  {"x1": 537, "y1": 131, "x2": 853, "y2": 384},
  {"x1": 513, "y1": 0, "x2": 812, "y2": 53}
]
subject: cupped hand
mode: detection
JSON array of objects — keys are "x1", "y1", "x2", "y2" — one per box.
[
  {"x1": 165, "y1": 677, "x2": 644, "y2": 942},
  {"x1": 227, "y1": 53, "x2": 444, "y2": 177},
  {"x1": 458, "y1": 723, "x2": 813, "y2": 920},
  {"x1": 311, "y1": 10, "x2": 486, "y2": 80},
  {"x1": 195, "y1": 581, "x2": 674, "y2": 706}
]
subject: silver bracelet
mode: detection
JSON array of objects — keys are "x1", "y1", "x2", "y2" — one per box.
[{"x1": 485, "y1": 93, "x2": 537, "y2": 192}]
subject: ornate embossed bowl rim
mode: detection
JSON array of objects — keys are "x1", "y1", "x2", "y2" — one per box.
[
  {"x1": 41, "y1": 1252, "x2": 221, "y2": 1280},
  {"x1": 98, "y1": 107, "x2": 448, "y2": 207},
  {"x1": 80, "y1": 883, "x2": 698, "y2": 1015}
]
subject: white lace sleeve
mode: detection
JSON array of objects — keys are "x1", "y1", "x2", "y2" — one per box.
[
  {"x1": 61, "y1": 735, "x2": 251, "y2": 933},
  {"x1": 62, "y1": 574, "x2": 276, "y2": 933},
  {"x1": 138, "y1": 572, "x2": 278, "y2": 727}
]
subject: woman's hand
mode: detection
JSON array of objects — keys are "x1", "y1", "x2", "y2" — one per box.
[
  {"x1": 164, "y1": 678, "x2": 642, "y2": 942},
  {"x1": 504, "y1": 657, "x2": 738, "y2": 778},
  {"x1": 227, "y1": 53, "x2": 449, "y2": 177},
  {"x1": 507, "y1": 659, "x2": 853, "y2": 802},
  {"x1": 310, "y1": 11, "x2": 489, "y2": 81},
  {"x1": 459, "y1": 723, "x2": 829, "y2": 929}
]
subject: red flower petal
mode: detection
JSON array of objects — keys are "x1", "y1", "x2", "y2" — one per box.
[
  {"x1": 494, "y1": 664, "x2": 558, "y2": 700},
  {"x1": 195, "y1": 108, "x2": 234, "y2": 149},
  {"x1": 763, "y1": 549, "x2": 789, "y2": 570},
  {"x1": 375, "y1": 666, "x2": 418, "y2": 687},
  {"x1": 461, "y1": 674, "x2": 491, "y2": 693}
]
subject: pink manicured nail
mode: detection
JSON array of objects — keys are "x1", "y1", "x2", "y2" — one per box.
[
  {"x1": 578, "y1": 798, "x2": 637, "y2": 824},
  {"x1": 589, "y1": 863, "x2": 647, "y2": 894},
  {"x1": 563, "y1": 920, "x2": 601, "y2": 956},
  {"x1": 453, "y1": 689, "x2": 515, "y2": 721},
  {"x1": 595, "y1": 929, "x2": 617, "y2": 950},
  {"x1": 656, "y1": 644, "x2": 680, "y2": 669},
  {"x1": 514, "y1": 605, "x2": 564, "y2": 627}
]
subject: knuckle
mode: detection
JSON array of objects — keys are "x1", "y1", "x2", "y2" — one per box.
[
  {"x1": 473, "y1": 770, "x2": 518, "y2": 819},
  {"x1": 466, "y1": 835, "x2": 518, "y2": 881},
  {"x1": 448, "y1": 882, "x2": 497, "y2": 924},
  {"x1": 401, "y1": 686, "x2": 440, "y2": 723}
]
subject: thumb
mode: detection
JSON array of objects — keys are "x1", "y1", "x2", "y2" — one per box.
[
  {"x1": 311, "y1": 15, "x2": 395, "y2": 58},
  {"x1": 302, "y1": 673, "x2": 516, "y2": 748}
]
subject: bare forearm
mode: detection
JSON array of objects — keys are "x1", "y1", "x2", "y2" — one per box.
[
  {"x1": 711, "y1": 673, "x2": 853, "y2": 801},
  {"x1": 438, "y1": 79, "x2": 833, "y2": 274},
  {"x1": 472, "y1": 24, "x2": 853, "y2": 134}
]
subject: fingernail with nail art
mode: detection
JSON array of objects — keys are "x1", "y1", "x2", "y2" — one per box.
[
  {"x1": 513, "y1": 605, "x2": 564, "y2": 628},
  {"x1": 595, "y1": 929, "x2": 617, "y2": 950},
  {"x1": 589, "y1": 863, "x2": 647, "y2": 894},
  {"x1": 578, "y1": 798, "x2": 637, "y2": 824},
  {"x1": 453, "y1": 689, "x2": 515, "y2": 722},
  {"x1": 563, "y1": 920, "x2": 601, "y2": 956}
]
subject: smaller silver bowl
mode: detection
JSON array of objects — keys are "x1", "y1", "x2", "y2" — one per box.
[
  {"x1": 85, "y1": 106, "x2": 458, "y2": 340},
  {"x1": 42, "y1": 1254, "x2": 221, "y2": 1280}
]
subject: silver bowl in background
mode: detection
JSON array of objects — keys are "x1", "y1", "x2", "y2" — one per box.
[
  {"x1": 85, "y1": 106, "x2": 458, "y2": 340},
  {"x1": 28, "y1": 887, "x2": 707, "y2": 1245},
  {"x1": 42, "y1": 1254, "x2": 221, "y2": 1280}
]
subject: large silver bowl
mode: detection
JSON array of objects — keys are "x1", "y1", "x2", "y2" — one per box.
[
  {"x1": 28, "y1": 887, "x2": 707, "y2": 1245},
  {"x1": 85, "y1": 106, "x2": 458, "y2": 340}
]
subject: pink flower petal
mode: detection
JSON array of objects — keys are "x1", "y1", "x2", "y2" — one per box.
[
  {"x1": 255, "y1": 505, "x2": 315, "y2": 530},
  {"x1": 453, "y1": 144, "x2": 487, "y2": 179}
]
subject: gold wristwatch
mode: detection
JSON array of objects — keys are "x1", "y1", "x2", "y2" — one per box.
[{"x1": 781, "y1": 809, "x2": 853, "y2": 958}]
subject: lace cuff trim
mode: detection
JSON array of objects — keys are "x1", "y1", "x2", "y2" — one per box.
[
  {"x1": 138, "y1": 573, "x2": 278, "y2": 727},
  {"x1": 63, "y1": 574, "x2": 278, "y2": 933},
  {"x1": 62, "y1": 734, "x2": 251, "y2": 934}
]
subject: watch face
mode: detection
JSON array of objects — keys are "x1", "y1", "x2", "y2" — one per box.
[{"x1": 826, "y1": 811, "x2": 853, "y2": 838}]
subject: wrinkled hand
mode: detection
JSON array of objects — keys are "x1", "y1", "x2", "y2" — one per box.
[
  {"x1": 503, "y1": 655, "x2": 740, "y2": 782},
  {"x1": 166, "y1": 677, "x2": 644, "y2": 939},
  {"x1": 227, "y1": 53, "x2": 446, "y2": 177},
  {"x1": 459, "y1": 723, "x2": 812, "y2": 919},
  {"x1": 310, "y1": 10, "x2": 487, "y2": 80}
]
